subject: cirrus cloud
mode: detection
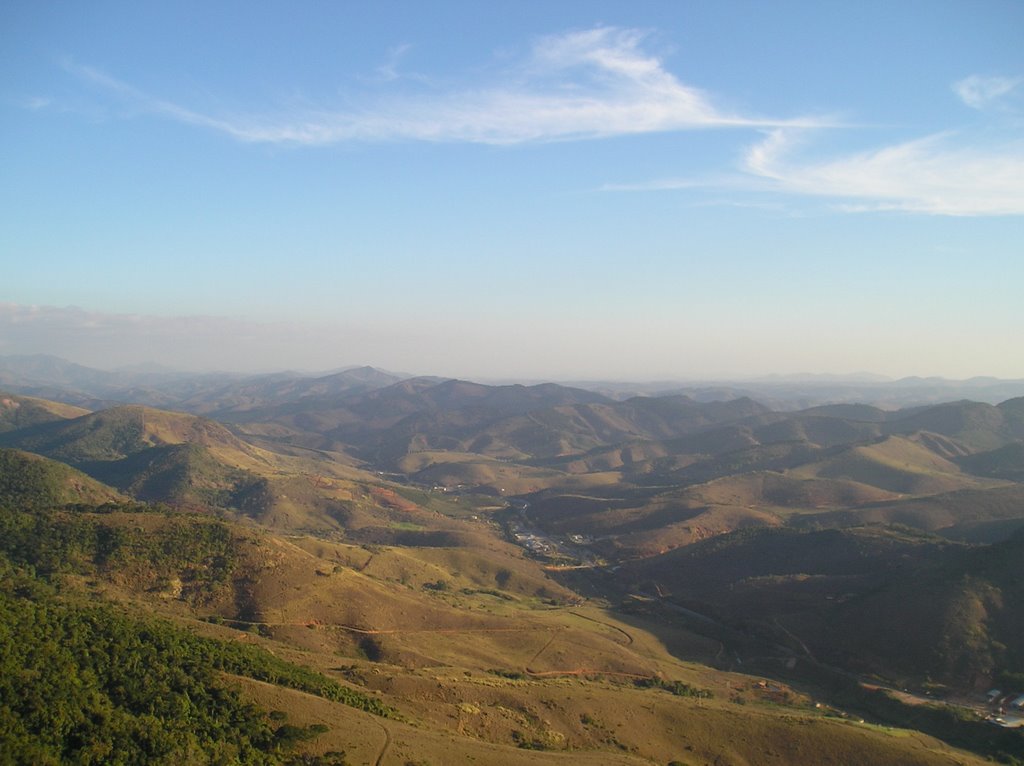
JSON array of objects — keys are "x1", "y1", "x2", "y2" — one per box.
[
  {"x1": 602, "y1": 128, "x2": 1024, "y2": 217},
  {"x1": 741, "y1": 128, "x2": 1024, "y2": 216},
  {"x1": 62, "y1": 27, "x2": 821, "y2": 146},
  {"x1": 598, "y1": 67, "x2": 1024, "y2": 217}
]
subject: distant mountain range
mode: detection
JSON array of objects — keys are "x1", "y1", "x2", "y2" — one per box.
[
  {"x1": 583, "y1": 376, "x2": 1024, "y2": 409},
  {"x1": 0, "y1": 354, "x2": 411, "y2": 411},
  {"x1": 3, "y1": 353, "x2": 1024, "y2": 703},
  {"x1": 4, "y1": 354, "x2": 1024, "y2": 411}
]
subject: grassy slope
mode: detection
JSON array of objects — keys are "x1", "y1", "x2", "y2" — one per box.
[
  {"x1": 0, "y1": 447, "x2": 125, "y2": 508},
  {"x1": 528, "y1": 467, "x2": 901, "y2": 559},
  {"x1": 232, "y1": 671, "x2": 996, "y2": 766},
  {"x1": 796, "y1": 483, "x2": 1024, "y2": 538},
  {"x1": 192, "y1": 529, "x2": 1010, "y2": 766},
  {"x1": 520, "y1": 418, "x2": 1021, "y2": 562},
  {"x1": 787, "y1": 435, "x2": 1004, "y2": 495},
  {"x1": 958, "y1": 442, "x2": 1024, "y2": 482},
  {"x1": 885, "y1": 400, "x2": 1020, "y2": 452},
  {"x1": 0, "y1": 404, "x2": 457, "y2": 535},
  {"x1": 0, "y1": 391, "x2": 90, "y2": 433},
  {"x1": 0, "y1": 495, "x2": 997, "y2": 765},
  {"x1": 178, "y1": 522, "x2": 1006, "y2": 765},
  {"x1": 0, "y1": 405, "x2": 267, "y2": 468}
]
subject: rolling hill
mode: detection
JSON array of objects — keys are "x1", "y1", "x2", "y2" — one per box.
[
  {"x1": 0, "y1": 405, "x2": 262, "y2": 465},
  {"x1": 1, "y1": 376, "x2": 1022, "y2": 763},
  {"x1": 0, "y1": 391, "x2": 90, "y2": 433},
  {"x1": 957, "y1": 441, "x2": 1024, "y2": 482},
  {"x1": 0, "y1": 404, "x2": 420, "y2": 530},
  {"x1": 0, "y1": 494, "x2": 1008, "y2": 765},
  {"x1": 0, "y1": 447, "x2": 125, "y2": 509},
  {"x1": 620, "y1": 525, "x2": 1024, "y2": 688},
  {"x1": 793, "y1": 483, "x2": 1024, "y2": 541},
  {"x1": 785, "y1": 435, "x2": 1005, "y2": 496}
]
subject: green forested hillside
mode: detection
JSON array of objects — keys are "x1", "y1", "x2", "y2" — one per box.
[
  {"x1": 82, "y1": 442, "x2": 267, "y2": 507},
  {"x1": 0, "y1": 503, "x2": 237, "y2": 606},
  {"x1": 0, "y1": 490, "x2": 398, "y2": 766},
  {"x1": 0, "y1": 392, "x2": 90, "y2": 433},
  {"x1": 0, "y1": 562, "x2": 282, "y2": 765},
  {"x1": 622, "y1": 525, "x2": 1024, "y2": 688},
  {"x1": 0, "y1": 406, "x2": 256, "y2": 466},
  {"x1": 0, "y1": 557, "x2": 390, "y2": 765},
  {"x1": 0, "y1": 448, "x2": 125, "y2": 509}
]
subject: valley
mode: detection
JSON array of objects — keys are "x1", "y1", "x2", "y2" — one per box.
[{"x1": 1, "y1": 356, "x2": 1023, "y2": 765}]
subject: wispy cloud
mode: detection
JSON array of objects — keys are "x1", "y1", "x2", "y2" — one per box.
[
  {"x1": 740, "y1": 128, "x2": 1024, "y2": 216},
  {"x1": 63, "y1": 27, "x2": 819, "y2": 145},
  {"x1": 597, "y1": 67, "x2": 1024, "y2": 217},
  {"x1": 63, "y1": 61, "x2": 270, "y2": 140},
  {"x1": 603, "y1": 129, "x2": 1024, "y2": 216},
  {"x1": 23, "y1": 96, "x2": 53, "y2": 110},
  {"x1": 603, "y1": 70, "x2": 1024, "y2": 218},
  {"x1": 953, "y1": 74, "x2": 1021, "y2": 109}
]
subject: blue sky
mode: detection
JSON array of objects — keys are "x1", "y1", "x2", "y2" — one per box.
[{"x1": 2, "y1": 1, "x2": 1023, "y2": 379}]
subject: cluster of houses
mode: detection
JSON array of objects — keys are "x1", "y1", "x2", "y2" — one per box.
[
  {"x1": 984, "y1": 688, "x2": 1024, "y2": 728},
  {"x1": 510, "y1": 525, "x2": 555, "y2": 555},
  {"x1": 505, "y1": 500, "x2": 557, "y2": 555},
  {"x1": 504, "y1": 499, "x2": 600, "y2": 565}
]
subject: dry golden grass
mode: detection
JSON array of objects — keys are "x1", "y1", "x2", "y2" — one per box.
[
  {"x1": 401, "y1": 451, "x2": 624, "y2": 495},
  {"x1": 788, "y1": 435, "x2": 1008, "y2": 496},
  {"x1": 0, "y1": 393, "x2": 91, "y2": 420},
  {"x1": 59, "y1": 511, "x2": 996, "y2": 766},
  {"x1": 226, "y1": 645, "x2": 991, "y2": 766}
]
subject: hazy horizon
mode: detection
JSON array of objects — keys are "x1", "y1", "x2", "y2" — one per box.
[
  {"x1": 4, "y1": 3, "x2": 1023, "y2": 380},
  {"x1": 3, "y1": 331, "x2": 1023, "y2": 387}
]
